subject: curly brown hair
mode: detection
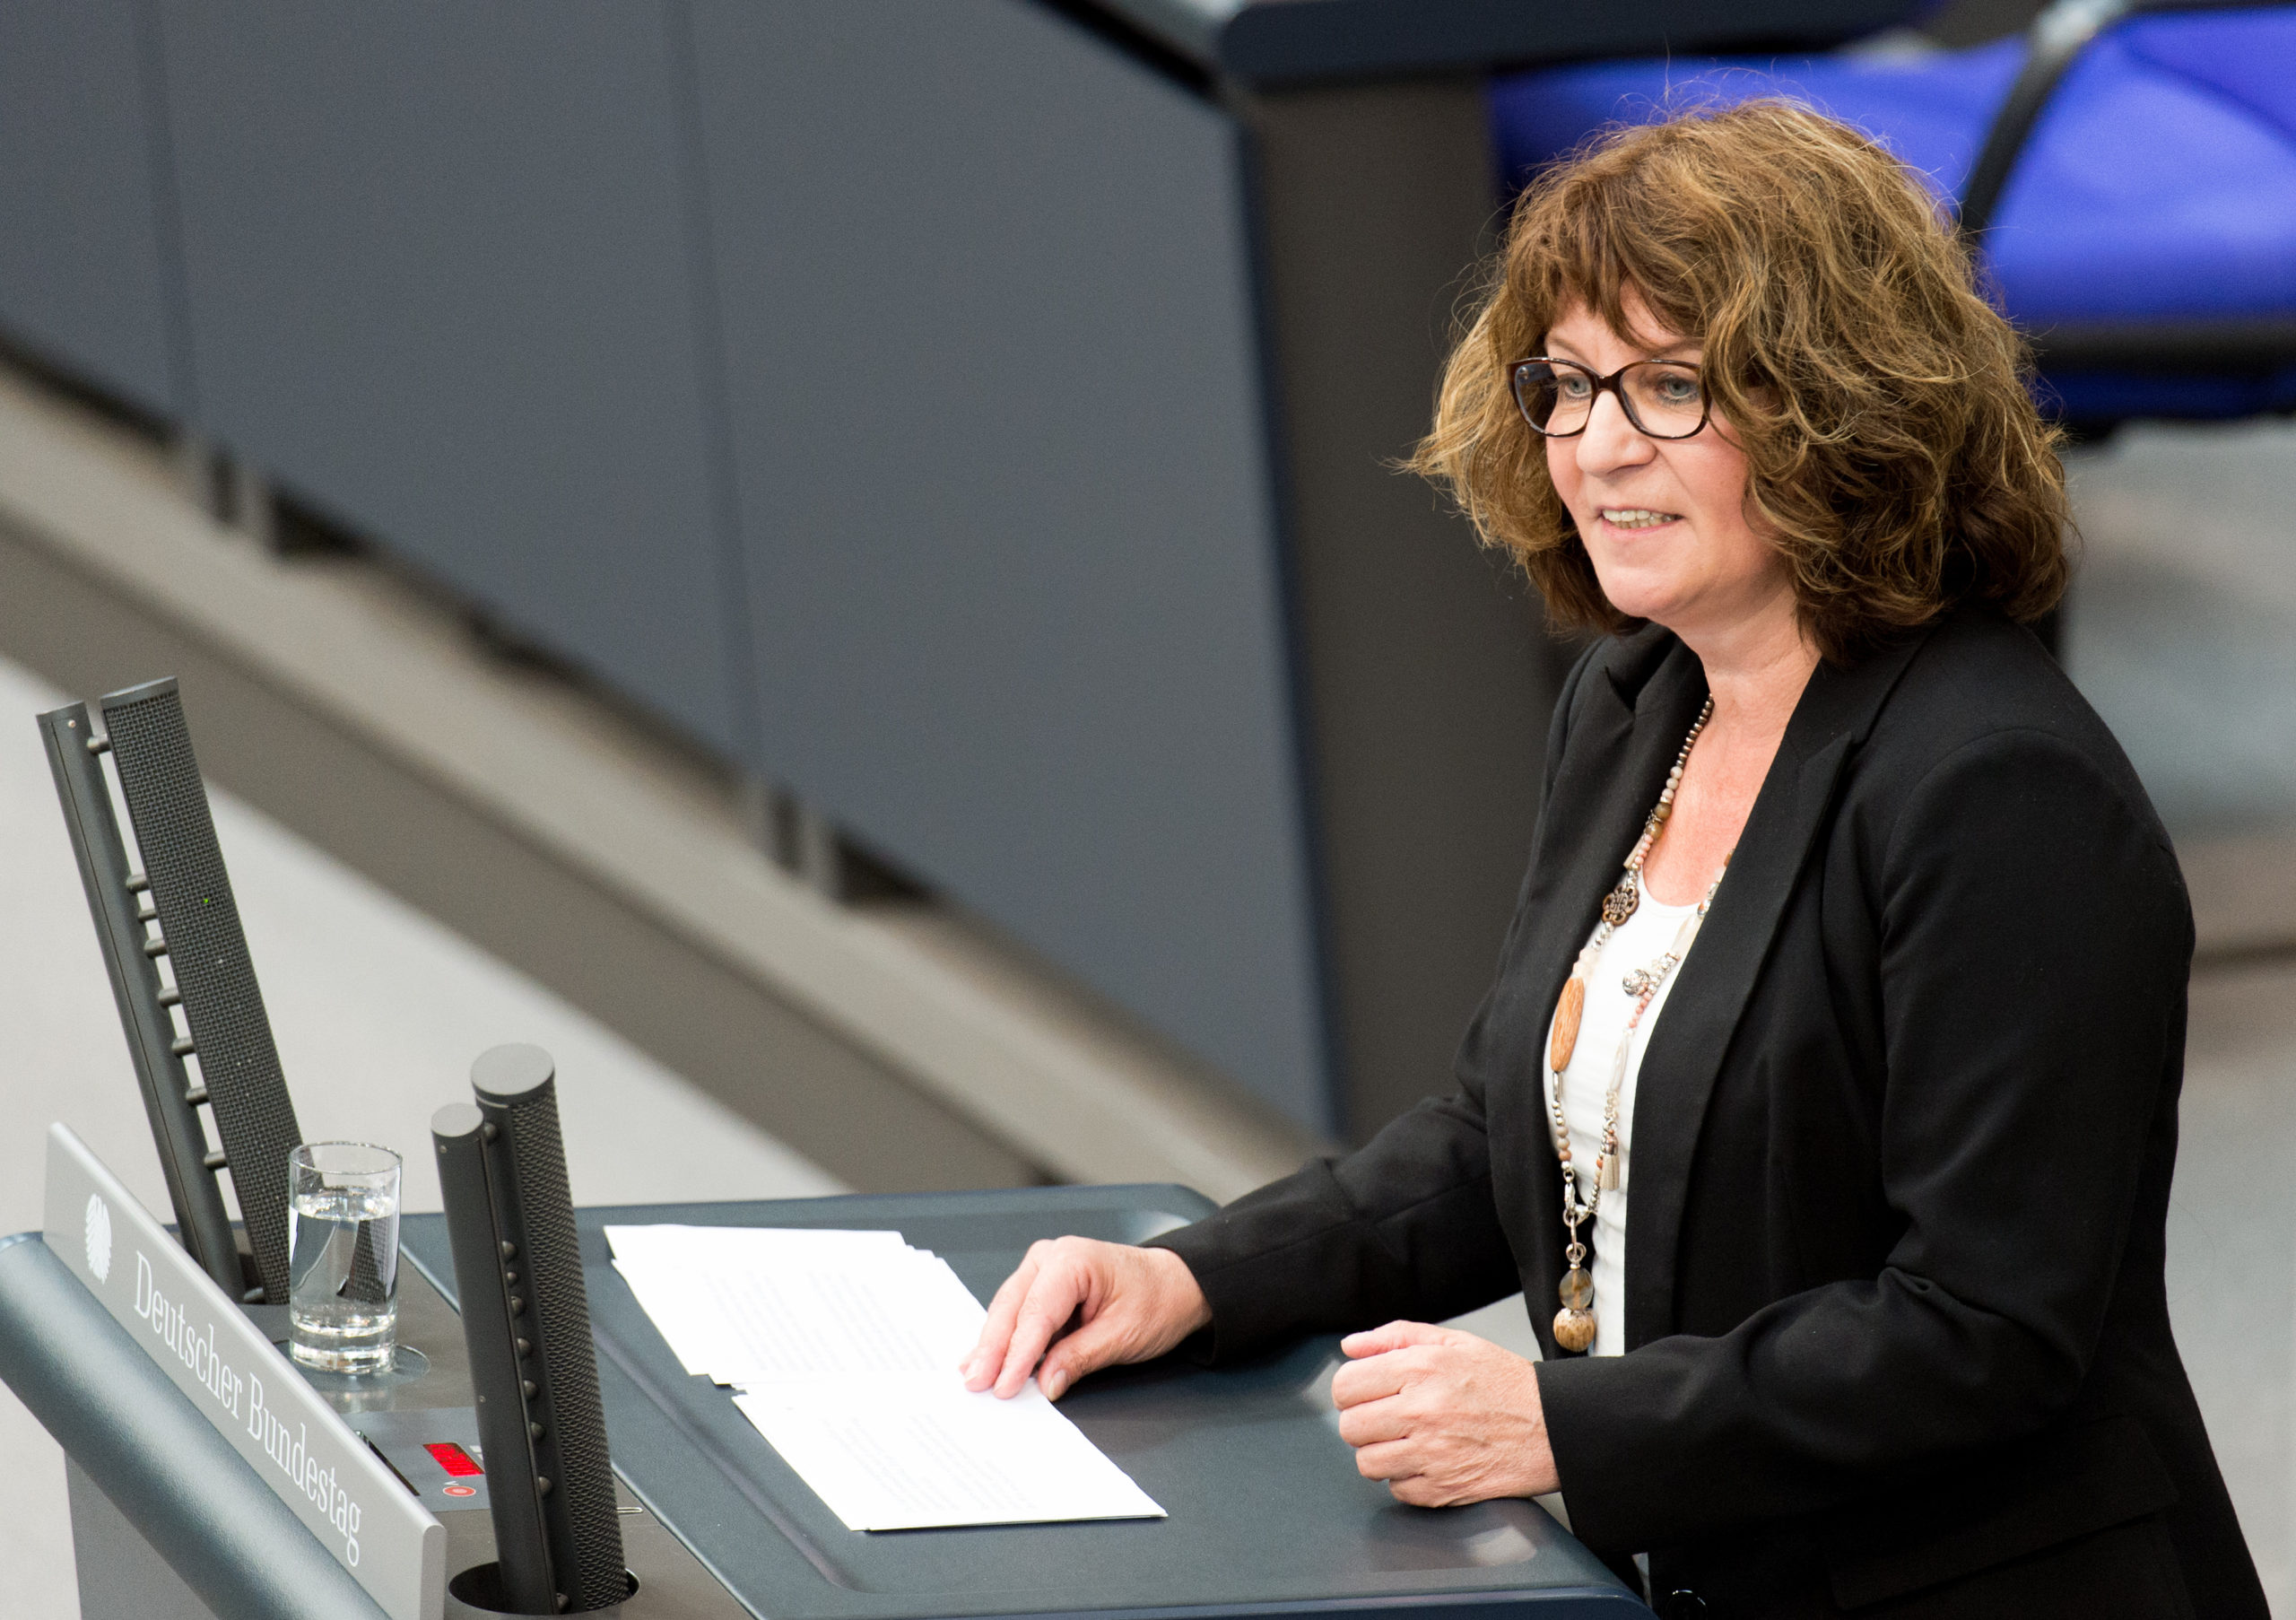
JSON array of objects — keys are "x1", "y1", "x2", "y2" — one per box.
[{"x1": 1412, "y1": 100, "x2": 2070, "y2": 662}]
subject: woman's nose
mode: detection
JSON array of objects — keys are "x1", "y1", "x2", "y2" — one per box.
[{"x1": 1573, "y1": 388, "x2": 1654, "y2": 476}]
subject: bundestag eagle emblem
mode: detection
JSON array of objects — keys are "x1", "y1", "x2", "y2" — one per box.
[{"x1": 84, "y1": 1193, "x2": 112, "y2": 1285}]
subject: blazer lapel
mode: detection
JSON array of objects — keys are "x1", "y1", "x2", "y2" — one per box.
[
  {"x1": 1500, "y1": 631, "x2": 1707, "y2": 1350},
  {"x1": 1525, "y1": 635, "x2": 1708, "y2": 996},
  {"x1": 1622, "y1": 629, "x2": 1933, "y2": 1348}
]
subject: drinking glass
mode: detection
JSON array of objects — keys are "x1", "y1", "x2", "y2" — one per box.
[{"x1": 286, "y1": 1142, "x2": 401, "y2": 1373}]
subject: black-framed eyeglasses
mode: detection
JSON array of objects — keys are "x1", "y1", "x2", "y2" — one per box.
[{"x1": 1508, "y1": 357, "x2": 1711, "y2": 440}]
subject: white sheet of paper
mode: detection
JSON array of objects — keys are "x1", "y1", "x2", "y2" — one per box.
[
  {"x1": 605, "y1": 1224, "x2": 912, "y2": 1266},
  {"x1": 605, "y1": 1225, "x2": 1167, "y2": 1532},
  {"x1": 612, "y1": 1250, "x2": 980, "y2": 1383},
  {"x1": 606, "y1": 1225, "x2": 968, "y2": 1382},
  {"x1": 735, "y1": 1379, "x2": 1165, "y2": 1531}
]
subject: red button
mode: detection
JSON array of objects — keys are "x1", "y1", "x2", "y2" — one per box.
[
  {"x1": 424, "y1": 1442, "x2": 483, "y2": 1477},
  {"x1": 442, "y1": 1484, "x2": 477, "y2": 1498}
]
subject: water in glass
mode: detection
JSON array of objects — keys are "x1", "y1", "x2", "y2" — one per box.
[{"x1": 287, "y1": 1144, "x2": 400, "y2": 1373}]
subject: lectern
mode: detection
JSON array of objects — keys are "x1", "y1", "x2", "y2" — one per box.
[{"x1": 1, "y1": 1141, "x2": 1646, "y2": 1618}]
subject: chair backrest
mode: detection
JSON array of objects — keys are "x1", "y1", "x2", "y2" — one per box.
[{"x1": 1957, "y1": 0, "x2": 2141, "y2": 239}]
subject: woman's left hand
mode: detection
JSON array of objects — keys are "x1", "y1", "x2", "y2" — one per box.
[{"x1": 1331, "y1": 1321, "x2": 1560, "y2": 1505}]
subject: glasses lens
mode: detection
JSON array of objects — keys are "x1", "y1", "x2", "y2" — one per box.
[
  {"x1": 1514, "y1": 362, "x2": 1596, "y2": 435},
  {"x1": 1622, "y1": 363, "x2": 1706, "y2": 438}
]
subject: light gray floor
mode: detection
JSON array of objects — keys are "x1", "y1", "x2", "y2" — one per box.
[
  {"x1": 2066, "y1": 417, "x2": 2296, "y2": 842},
  {"x1": 2063, "y1": 421, "x2": 2296, "y2": 1613},
  {"x1": 2173, "y1": 959, "x2": 2296, "y2": 1610},
  {"x1": 0, "y1": 651, "x2": 842, "y2": 1619}
]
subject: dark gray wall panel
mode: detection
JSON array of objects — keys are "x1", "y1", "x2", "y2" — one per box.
[
  {"x1": 155, "y1": 2, "x2": 748, "y2": 755},
  {"x1": 1241, "y1": 82, "x2": 1561, "y2": 1141},
  {"x1": 0, "y1": 0, "x2": 181, "y2": 415},
  {"x1": 694, "y1": 0, "x2": 1334, "y2": 1128}
]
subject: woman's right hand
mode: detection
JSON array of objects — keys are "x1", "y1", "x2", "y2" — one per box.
[{"x1": 960, "y1": 1237, "x2": 1211, "y2": 1400}]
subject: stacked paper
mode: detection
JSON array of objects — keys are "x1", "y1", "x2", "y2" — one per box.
[{"x1": 605, "y1": 1224, "x2": 1166, "y2": 1532}]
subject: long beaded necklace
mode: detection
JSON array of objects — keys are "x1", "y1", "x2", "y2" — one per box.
[{"x1": 1544, "y1": 697, "x2": 1730, "y2": 1354}]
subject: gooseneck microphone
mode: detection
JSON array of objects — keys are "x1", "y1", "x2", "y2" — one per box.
[{"x1": 433, "y1": 1045, "x2": 625, "y2": 1614}]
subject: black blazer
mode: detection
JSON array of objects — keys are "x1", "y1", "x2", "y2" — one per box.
[{"x1": 1154, "y1": 609, "x2": 2266, "y2": 1619}]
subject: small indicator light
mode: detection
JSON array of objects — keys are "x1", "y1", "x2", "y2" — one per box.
[
  {"x1": 442, "y1": 1484, "x2": 478, "y2": 1498},
  {"x1": 424, "y1": 1441, "x2": 483, "y2": 1477}
]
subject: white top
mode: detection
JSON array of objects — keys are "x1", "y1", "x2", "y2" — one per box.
[{"x1": 1545, "y1": 881, "x2": 1703, "y2": 1358}]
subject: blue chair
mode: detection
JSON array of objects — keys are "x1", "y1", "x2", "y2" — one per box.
[{"x1": 1489, "y1": 2, "x2": 2296, "y2": 427}]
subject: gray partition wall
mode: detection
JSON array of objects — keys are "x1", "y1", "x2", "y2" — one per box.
[
  {"x1": 690, "y1": 0, "x2": 1335, "y2": 1131},
  {"x1": 151, "y1": 2, "x2": 752, "y2": 756},
  {"x1": 0, "y1": 0, "x2": 184, "y2": 417}
]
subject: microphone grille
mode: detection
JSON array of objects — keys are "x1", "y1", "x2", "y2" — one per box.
[
  {"x1": 100, "y1": 679, "x2": 301, "y2": 1301},
  {"x1": 495, "y1": 1067, "x2": 623, "y2": 1607}
]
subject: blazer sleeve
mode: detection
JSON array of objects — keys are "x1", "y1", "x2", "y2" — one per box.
[
  {"x1": 1535, "y1": 725, "x2": 2194, "y2": 1553},
  {"x1": 1145, "y1": 642, "x2": 1605, "y2": 1363}
]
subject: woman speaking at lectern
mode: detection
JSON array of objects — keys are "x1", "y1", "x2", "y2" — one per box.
[{"x1": 962, "y1": 103, "x2": 2266, "y2": 1619}]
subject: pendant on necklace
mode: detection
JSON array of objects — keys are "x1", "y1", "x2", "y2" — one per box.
[
  {"x1": 1548, "y1": 977, "x2": 1586, "y2": 1073},
  {"x1": 1601, "y1": 870, "x2": 1640, "y2": 927},
  {"x1": 1553, "y1": 1267, "x2": 1596, "y2": 1352}
]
